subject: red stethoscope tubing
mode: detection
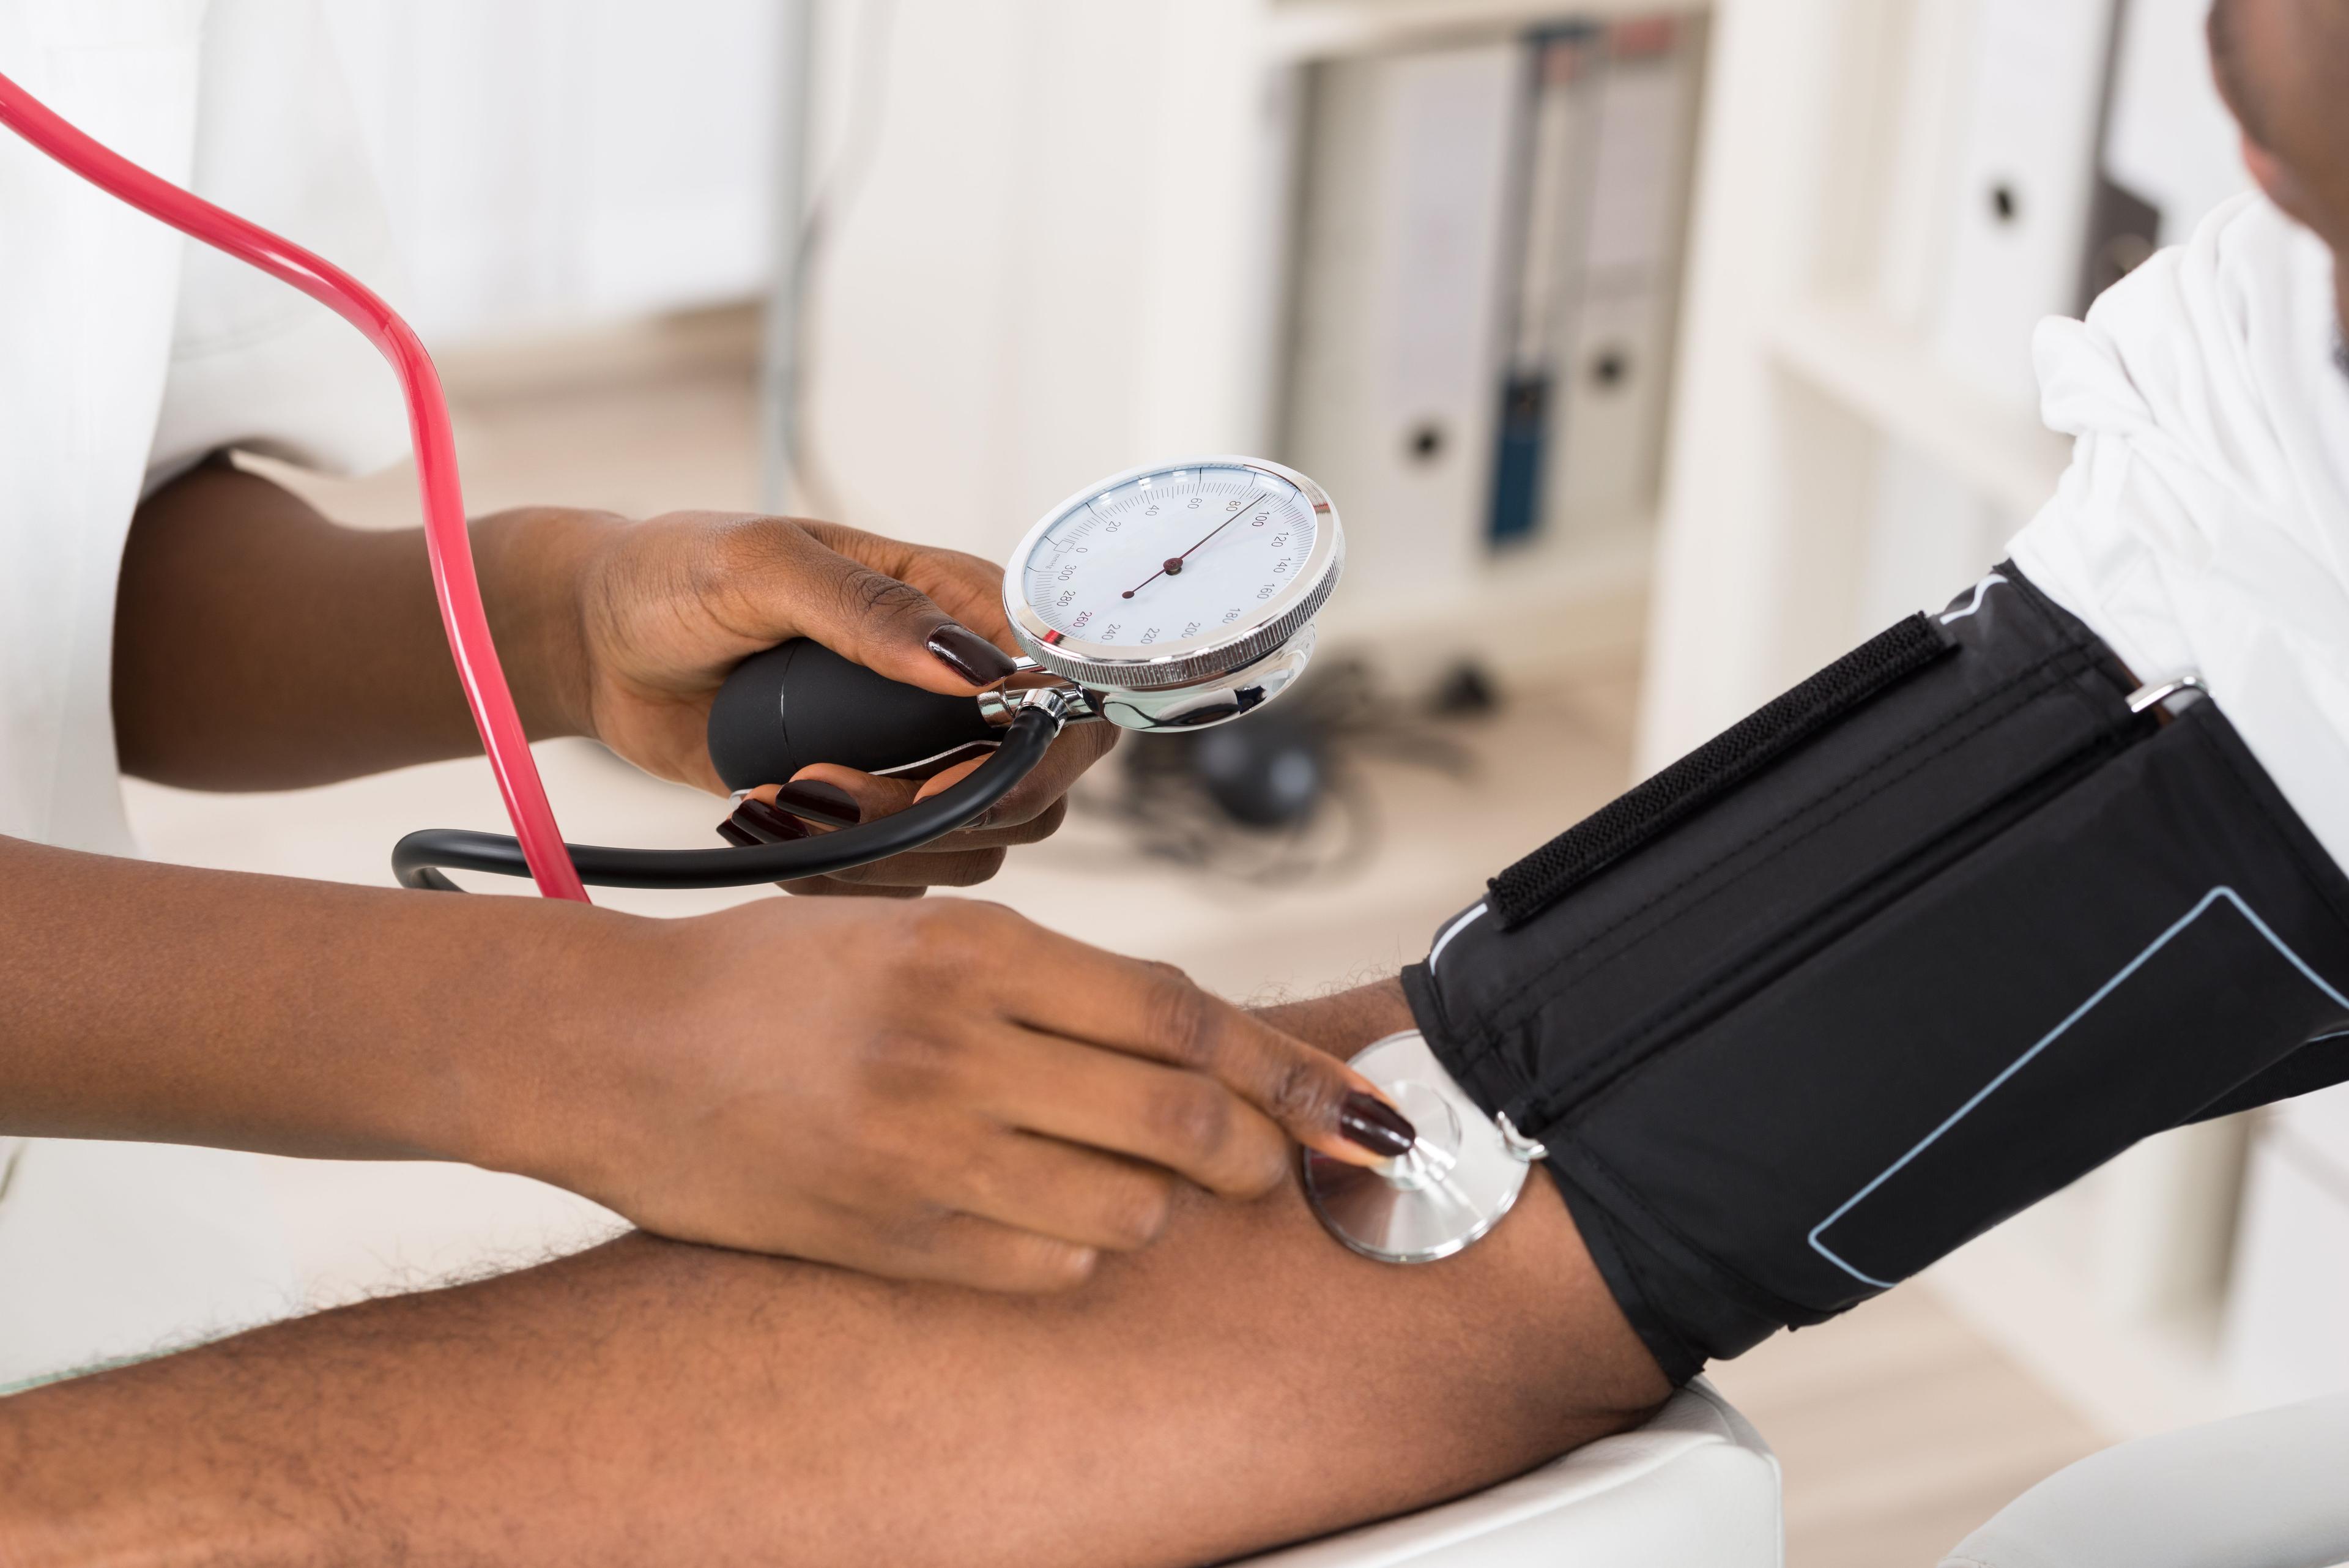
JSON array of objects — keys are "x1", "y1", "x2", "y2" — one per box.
[{"x1": 0, "y1": 69, "x2": 590, "y2": 902}]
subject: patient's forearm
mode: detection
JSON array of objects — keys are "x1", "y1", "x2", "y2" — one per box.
[
  {"x1": 1252, "y1": 974, "x2": 1420, "y2": 1054},
  {"x1": 0, "y1": 983, "x2": 1667, "y2": 1568}
]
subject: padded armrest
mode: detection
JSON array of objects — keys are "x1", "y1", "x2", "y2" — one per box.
[
  {"x1": 1241, "y1": 1377, "x2": 1783, "y2": 1567},
  {"x1": 1941, "y1": 1394, "x2": 2349, "y2": 1568},
  {"x1": 0, "y1": 1137, "x2": 297, "y2": 1392}
]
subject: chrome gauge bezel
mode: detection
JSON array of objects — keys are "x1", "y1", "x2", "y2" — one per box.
[{"x1": 1003, "y1": 455, "x2": 1344, "y2": 694}]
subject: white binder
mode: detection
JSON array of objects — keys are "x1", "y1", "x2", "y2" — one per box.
[
  {"x1": 1932, "y1": 0, "x2": 2118, "y2": 409},
  {"x1": 1486, "y1": 28, "x2": 1602, "y2": 549},
  {"x1": 1283, "y1": 41, "x2": 1520, "y2": 618},
  {"x1": 1545, "y1": 20, "x2": 1702, "y2": 541}
]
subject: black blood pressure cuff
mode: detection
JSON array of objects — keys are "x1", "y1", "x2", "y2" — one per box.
[{"x1": 1401, "y1": 567, "x2": 2349, "y2": 1384}]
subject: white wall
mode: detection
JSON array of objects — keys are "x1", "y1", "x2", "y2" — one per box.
[
  {"x1": 2225, "y1": 1083, "x2": 2349, "y2": 1410},
  {"x1": 793, "y1": 0, "x2": 1283, "y2": 563},
  {"x1": 317, "y1": 0, "x2": 784, "y2": 344}
]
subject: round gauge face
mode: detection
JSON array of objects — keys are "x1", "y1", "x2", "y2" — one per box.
[{"x1": 1012, "y1": 460, "x2": 1330, "y2": 658}]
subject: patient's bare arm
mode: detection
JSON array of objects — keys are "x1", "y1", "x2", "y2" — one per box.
[{"x1": 0, "y1": 980, "x2": 1667, "y2": 1568}]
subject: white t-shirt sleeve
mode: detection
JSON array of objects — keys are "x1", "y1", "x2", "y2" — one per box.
[
  {"x1": 2009, "y1": 193, "x2": 2349, "y2": 873},
  {"x1": 144, "y1": 0, "x2": 410, "y2": 491}
]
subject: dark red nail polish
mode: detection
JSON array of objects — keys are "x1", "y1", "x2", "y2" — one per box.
[
  {"x1": 732, "y1": 798, "x2": 813, "y2": 845},
  {"x1": 1339, "y1": 1092, "x2": 1417, "y2": 1158},
  {"x1": 774, "y1": 781, "x2": 861, "y2": 827},
  {"x1": 926, "y1": 623, "x2": 1019, "y2": 686},
  {"x1": 715, "y1": 816, "x2": 762, "y2": 849}
]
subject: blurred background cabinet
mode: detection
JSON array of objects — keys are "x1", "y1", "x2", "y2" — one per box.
[{"x1": 775, "y1": 0, "x2": 1704, "y2": 698}]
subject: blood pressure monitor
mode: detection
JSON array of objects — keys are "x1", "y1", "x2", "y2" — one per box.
[
  {"x1": 393, "y1": 456, "x2": 1348, "y2": 892},
  {"x1": 1004, "y1": 457, "x2": 1342, "y2": 735},
  {"x1": 697, "y1": 455, "x2": 1345, "y2": 800}
]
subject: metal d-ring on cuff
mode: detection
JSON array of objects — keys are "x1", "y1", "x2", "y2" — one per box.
[
  {"x1": 1494, "y1": 1112, "x2": 1549, "y2": 1164},
  {"x1": 2126, "y1": 672, "x2": 2207, "y2": 715}
]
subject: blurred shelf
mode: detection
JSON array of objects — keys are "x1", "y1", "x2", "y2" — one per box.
[
  {"x1": 1765, "y1": 295, "x2": 2073, "y2": 522},
  {"x1": 1265, "y1": 0, "x2": 1710, "y2": 60},
  {"x1": 429, "y1": 302, "x2": 759, "y2": 403},
  {"x1": 1319, "y1": 524, "x2": 1655, "y2": 689}
]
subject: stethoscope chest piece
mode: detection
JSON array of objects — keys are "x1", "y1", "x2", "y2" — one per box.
[{"x1": 1303, "y1": 1030, "x2": 1548, "y2": 1265}]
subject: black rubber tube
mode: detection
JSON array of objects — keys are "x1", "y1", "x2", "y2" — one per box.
[{"x1": 392, "y1": 708, "x2": 1056, "y2": 892}]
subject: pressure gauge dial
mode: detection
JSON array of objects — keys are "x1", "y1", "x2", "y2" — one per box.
[{"x1": 1004, "y1": 456, "x2": 1343, "y2": 732}]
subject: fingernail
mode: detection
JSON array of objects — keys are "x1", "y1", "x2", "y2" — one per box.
[
  {"x1": 731, "y1": 798, "x2": 814, "y2": 845},
  {"x1": 775, "y1": 781, "x2": 861, "y2": 827},
  {"x1": 715, "y1": 816, "x2": 762, "y2": 849},
  {"x1": 1339, "y1": 1092, "x2": 1417, "y2": 1159},
  {"x1": 926, "y1": 623, "x2": 1019, "y2": 686}
]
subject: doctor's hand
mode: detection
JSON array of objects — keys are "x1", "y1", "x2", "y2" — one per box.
[
  {"x1": 484, "y1": 505, "x2": 1114, "y2": 892},
  {"x1": 500, "y1": 897, "x2": 1415, "y2": 1290}
]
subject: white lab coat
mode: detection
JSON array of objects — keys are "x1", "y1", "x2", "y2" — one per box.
[
  {"x1": 0, "y1": 0, "x2": 406, "y2": 1388},
  {"x1": 2013, "y1": 192, "x2": 2349, "y2": 878}
]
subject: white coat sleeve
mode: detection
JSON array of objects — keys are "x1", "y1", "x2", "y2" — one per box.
[{"x1": 145, "y1": 0, "x2": 412, "y2": 490}]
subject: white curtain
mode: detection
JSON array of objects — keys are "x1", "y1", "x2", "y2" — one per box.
[{"x1": 316, "y1": 0, "x2": 783, "y2": 344}]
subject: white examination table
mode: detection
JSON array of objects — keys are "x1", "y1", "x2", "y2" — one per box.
[{"x1": 1239, "y1": 1376, "x2": 1783, "y2": 1567}]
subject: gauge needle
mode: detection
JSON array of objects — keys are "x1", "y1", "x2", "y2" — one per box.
[{"x1": 1122, "y1": 491, "x2": 1263, "y2": 599}]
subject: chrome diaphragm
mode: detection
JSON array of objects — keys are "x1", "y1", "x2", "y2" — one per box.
[{"x1": 1302, "y1": 1030, "x2": 1547, "y2": 1265}]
